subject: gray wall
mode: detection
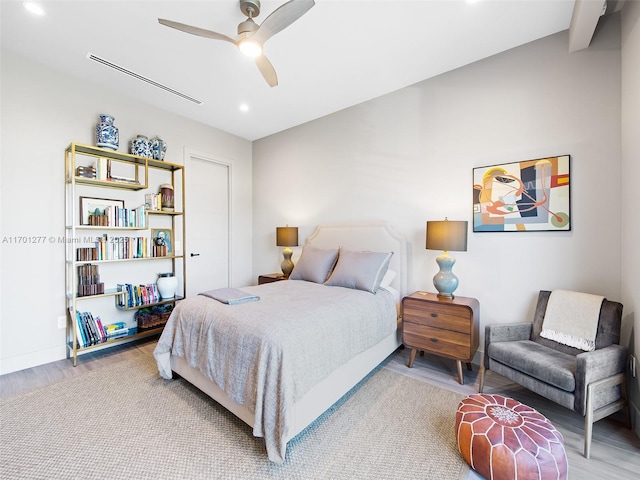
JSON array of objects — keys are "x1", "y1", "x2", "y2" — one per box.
[
  {"x1": 253, "y1": 13, "x2": 630, "y2": 410},
  {"x1": 621, "y1": 0, "x2": 640, "y2": 436},
  {"x1": 0, "y1": 51, "x2": 254, "y2": 374}
]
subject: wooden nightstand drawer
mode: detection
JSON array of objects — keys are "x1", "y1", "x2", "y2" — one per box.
[
  {"x1": 403, "y1": 301, "x2": 471, "y2": 334},
  {"x1": 403, "y1": 323, "x2": 471, "y2": 359}
]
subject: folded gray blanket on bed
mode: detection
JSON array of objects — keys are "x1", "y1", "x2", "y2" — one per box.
[{"x1": 199, "y1": 287, "x2": 260, "y2": 305}]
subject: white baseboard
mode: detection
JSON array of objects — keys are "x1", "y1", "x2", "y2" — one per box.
[{"x1": 0, "y1": 346, "x2": 66, "y2": 375}]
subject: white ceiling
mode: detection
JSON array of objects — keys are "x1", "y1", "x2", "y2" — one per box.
[{"x1": 1, "y1": 0, "x2": 581, "y2": 141}]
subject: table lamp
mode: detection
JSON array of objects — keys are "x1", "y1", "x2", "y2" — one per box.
[
  {"x1": 426, "y1": 218, "x2": 468, "y2": 298},
  {"x1": 276, "y1": 226, "x2": 298, "y2": 278}
]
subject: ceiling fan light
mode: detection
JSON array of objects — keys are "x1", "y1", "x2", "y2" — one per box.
[{"x1": 239, "y1": 39, "x2": 262, "y2": 58}]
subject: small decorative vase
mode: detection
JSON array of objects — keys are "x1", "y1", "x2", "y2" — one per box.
[
  {"x1": 159, "y1": 183, "x2": 174, "y2": 212},
  {"x1": 96, "y1": 114, "x2": 119, "y2": 150},
  {"x1": 130, "y1": 135, "x2": 152, "y2": 158},
  {"x1": 157, "y1": 273, "x2": 177, "y2": 299},
  {"x1": 150, "y1": 136, "x2": 167, "y2": 161}
]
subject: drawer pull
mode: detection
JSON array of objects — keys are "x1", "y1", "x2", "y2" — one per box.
[
  {"x1": 430, "y1": 313, "x2": 438, "y2": 318},
  {"x1": 430, "y1": 338, "x2": 438, "y2": 342}
]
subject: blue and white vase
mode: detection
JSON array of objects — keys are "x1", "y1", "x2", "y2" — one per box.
[
  {"x1": 150, "y1": 136, "x2": 167, "y2": 161},
  {"x1": 96, "y1": 114, "x2": 119, "y2": 150},
  {"x1": 130, "y1": 135, "x2": 152, "y2": 158}
]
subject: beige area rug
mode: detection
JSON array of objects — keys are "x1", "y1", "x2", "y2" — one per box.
[{"x1": 1, "y1": 354, "x2": 469, "y2": 480}]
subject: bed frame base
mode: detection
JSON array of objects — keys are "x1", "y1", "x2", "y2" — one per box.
[{"x1": 171, "y1": 329, "x2": 401, "y2": 443}]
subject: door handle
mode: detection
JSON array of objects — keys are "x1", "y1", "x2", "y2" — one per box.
[{"x1": 190, "y1": 253, "x2": 200, "y2": 257}]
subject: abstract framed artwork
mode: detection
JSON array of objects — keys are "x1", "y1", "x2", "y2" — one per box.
[{"x1": 472, "y1": 155, "x2": 571, "y2": 232}]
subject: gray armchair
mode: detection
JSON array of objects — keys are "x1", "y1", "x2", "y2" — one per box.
[{"x1": 478, "y1": 290, "x2": 629, "y2": 458}]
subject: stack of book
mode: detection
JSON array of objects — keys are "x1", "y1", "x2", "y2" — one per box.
[
  {"x1": 103, "y1": 322, "x2": 129, "y2": 339},
  {"x1": 73, "y1": 310, "x2": 107, "y2": 348},
  {"x1": 76, "y1": 246, "x2": 99, "y2": 261},
  {"x1": 94, "y1": 234, "x2": 149, "y2": 260},
  {"x1": 77, "y1": 264, "x2": 104, "y2": 296},
  {"x1": 144, "y1": 193, "x2": 163, "y2": 211},
  {"x1": 116, "y1": 283, "x2": 160, "y2": 308},
  {"x1": 111, "y1": 205, "x2": 146, "y2": 228}
]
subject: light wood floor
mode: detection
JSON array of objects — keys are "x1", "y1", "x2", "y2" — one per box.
[{"x1": 2, "y1": 341, "x2": 639, "y2": 479}]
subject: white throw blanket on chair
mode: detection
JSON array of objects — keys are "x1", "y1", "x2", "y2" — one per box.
[{"x1": 540, "y1": 290, "x2": 604, "y2": 351}]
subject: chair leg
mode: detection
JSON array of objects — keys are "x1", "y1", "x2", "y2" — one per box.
[
  {"x1": 584, "y1": 373, "x2": 627, "y2": 459},
  {"x1": 585, "y1": 383, "x2": 594, "y2": 459}
]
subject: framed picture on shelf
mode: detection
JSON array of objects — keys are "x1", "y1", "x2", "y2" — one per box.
[
  {"x1": 79, "y1": 196, "x2": 124, "y2": 225},
  {"x1": 472, "y1": 155, "x2": 571, "y2": 232},
  {"x1": 152, "y1": 228, "x2": 173, "y2": 255}
]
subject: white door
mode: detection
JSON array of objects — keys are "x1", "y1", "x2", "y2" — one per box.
[{"x1": 185, "y1": 150, "x2": 231, "y2": 296}]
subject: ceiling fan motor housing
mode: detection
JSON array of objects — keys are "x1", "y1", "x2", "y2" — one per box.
[
  {"x1": 238, "y1": 18, "x2": 259, "y2": 35},
  {"x1": 240, "y1": 0, "x2": 261, "y2": 18}
]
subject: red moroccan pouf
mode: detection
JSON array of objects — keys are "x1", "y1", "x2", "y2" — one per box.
[{"x1": 455, "y1": 394, "x2": 568, "y2": 480}]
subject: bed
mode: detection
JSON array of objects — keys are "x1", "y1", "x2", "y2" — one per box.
[{"x1": 153, "y1": 222, "x2": 408, "y2": 463}]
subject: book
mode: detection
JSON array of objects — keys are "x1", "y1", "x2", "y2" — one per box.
[
  {"x1": 94, "y1": 316, "x2": 106, "y2": 343},
  {"x1": 106, "y1": 329, "x2": 130, "y2": 339},
  {"x1": 74, "y1": 310, "x2": 87, "y2": 348},
  {"x1": 104, "y1": 322, "x2": 127, "y2": 335},
  {"x1": 82, "y1": 312, "x2": 98, "y2": 345}
]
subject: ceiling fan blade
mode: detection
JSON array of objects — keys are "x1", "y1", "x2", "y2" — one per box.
[
  {"x1": 252, "y1": 0, "x2": 315, "y2": 44},
  {"x1": 158, "y1": 18, "x2": 237, "y2": 45},
  {"x1": 255, "y1": 55, "x2": 278, "y2": 87}
]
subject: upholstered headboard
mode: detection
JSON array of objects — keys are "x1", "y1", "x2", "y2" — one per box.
[{"x1": 306, "y1": 222, "x2": 408, "y2": 300}]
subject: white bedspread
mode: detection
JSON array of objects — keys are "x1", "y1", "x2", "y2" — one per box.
[{"x1": 154, "y1": 280, "x2": 397, "y2": 463}]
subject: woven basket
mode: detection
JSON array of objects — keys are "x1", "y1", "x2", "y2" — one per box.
[{"x1": 136, "y1": 309, "x2": 171, "y2": 329}]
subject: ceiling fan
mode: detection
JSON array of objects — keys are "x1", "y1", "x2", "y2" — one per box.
[{"x1": 158, "y1": 0, "x2": 315, "y2": 87}]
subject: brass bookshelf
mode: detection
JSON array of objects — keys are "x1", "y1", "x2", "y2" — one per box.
[{"x1": 64, "y1": 143, "x2": 186, "y2": 366}]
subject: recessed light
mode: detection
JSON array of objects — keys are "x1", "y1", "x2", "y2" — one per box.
[
  {"x1": 23, "y1": 2, "x2": 45, "y2": 16},
  {"x1": 239, "y1": 103, "x2": 250, "y2": 113}
]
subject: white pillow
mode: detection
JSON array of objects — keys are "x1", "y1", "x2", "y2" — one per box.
[
  {"x1": 289, "y1": 244, "x2": 339, "y2": 284},
  {"x1": 324, "y1": 247, "x2": 394, "y2": 294}
]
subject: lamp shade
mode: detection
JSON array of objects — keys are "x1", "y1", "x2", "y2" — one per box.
[
  {"x1": 426, "y1": 220, "x2": 468, "y2": 252},
  {"x1": 276, "y1": 227, "x2": 299, "y2": 247}
]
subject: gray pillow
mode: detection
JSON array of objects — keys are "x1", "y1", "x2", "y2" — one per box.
[
  {"x1": 324, "y1": 247, "x2": 394, "y2": 294},
  {"x1": 289, "y1": 244, "x2": 339, "y2": 283}
]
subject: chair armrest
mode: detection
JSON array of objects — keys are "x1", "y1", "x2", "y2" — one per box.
[
  {"x1": 577, "y1": 344, "x2": 628, "y2": 384},
  {"x1": 484, "y1": 323, "x2": 532, "y2": 367},
  {"x1": 574, "y1": 344, "x2": 628, "y2": 415},
  {"x1": 485, "y1": 323, "x2": 532, "y2": 344}
]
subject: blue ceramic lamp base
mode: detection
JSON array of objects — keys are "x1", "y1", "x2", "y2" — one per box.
[{"x1": 433, "y1": 251, "x2": 459, "y2": 299}]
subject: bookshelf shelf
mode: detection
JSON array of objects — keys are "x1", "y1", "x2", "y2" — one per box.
[
  {"x1": 65, "y1": 326, "x2": 165, "y2": 354},
  {"x1": 67, "y1": 289, "x2": 126, "y2": 301},
  {"x1": 115, "y1": 295, "x2": 185, "y2": 311},
  {"x1": 64, "y1": 142, "x2": 186, "y2": 366},
  {"x1": 148, "y1": 210, "x2": 183, "y2": 216},
  {"x1": 69, "y1": 255, "x2": 184, "y2": 265},
  {"x1": 67, "y1": 225, "x2": 149, "y2": 231}
]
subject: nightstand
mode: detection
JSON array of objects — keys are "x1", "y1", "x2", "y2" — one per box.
[
  {"x1": 258, "y1": 273, "x2": 286, "y2": 285},
  {"x1": 401, "y1": 292, "x2": 479, "y2": 384}
]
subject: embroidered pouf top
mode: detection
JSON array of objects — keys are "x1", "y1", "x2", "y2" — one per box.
[{"x1": 455, "y1": 394, "x2": 568, "y2": 480}]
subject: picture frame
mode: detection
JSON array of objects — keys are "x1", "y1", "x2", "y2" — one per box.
[
  {"x1": 151, "y1": 228, "x2": 173, "y2": 255},
  {"x1": 79, "y1": 196, "x2": 125, "y2": 226},
  {"x1": 472, "y1": 155, "x2": 571, "y2": 232}
]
